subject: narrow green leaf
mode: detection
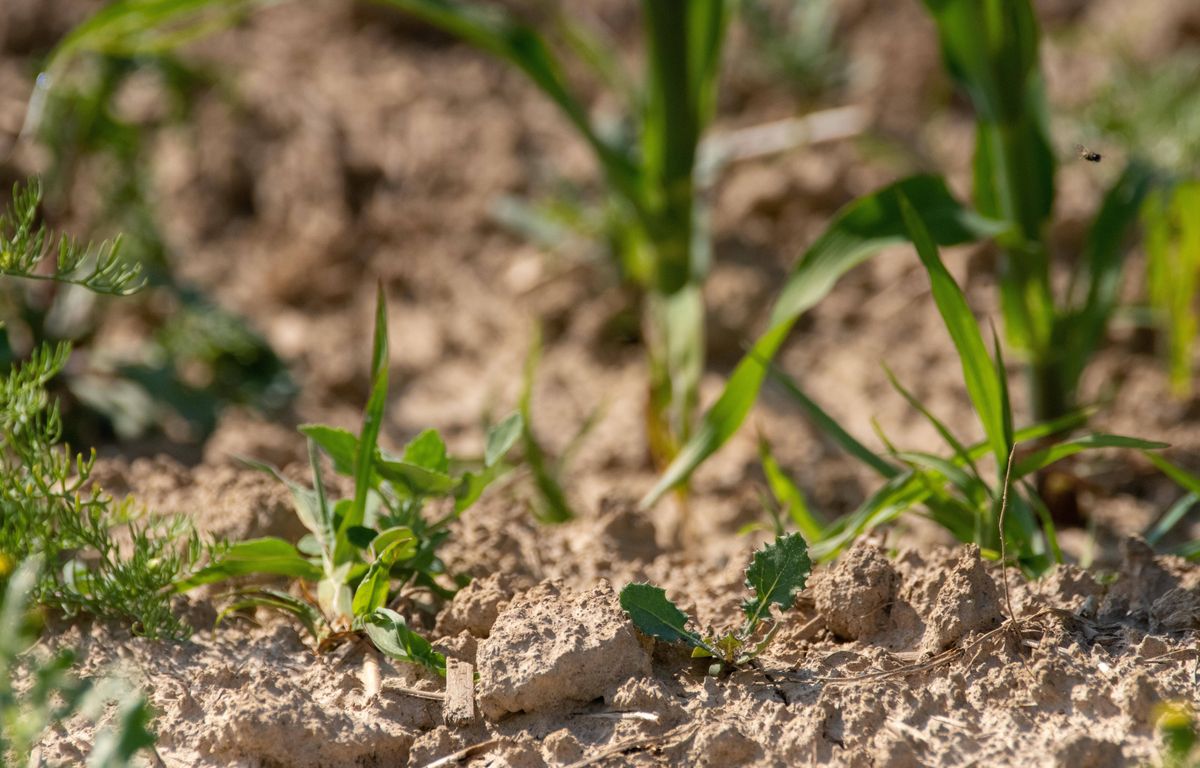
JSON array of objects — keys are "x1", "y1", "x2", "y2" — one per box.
[
  {"x1": 619, "y1": 583, "x2": 703, "y2": 649},
  {"x1": 883, "y1": 364, "x2": 986, "y2": 490},
  {"x1": 217, "y1": 588, "x2": 326, "y2": 641},
  {"x1": 1014, "y1": 434, "x2": 1169, "y2": 478},
  {"x1": 757, "y1": 435, "x2": 823, "y2": 541},
  {"x1": 741, "y1": 533, "x2": 811, "y2": 627},
  {"x1": 766, "y1": 362, "x2": 899, "y2": 479},
  {"x1": 174, "y1": 537, "x2": 322, "y2": 592},
  {"x1": 485, "y1": 412, "x2": 523, "y2": 468},
  {"x1": 371, "y1": 0, "x2": 642, "y2": 213},
  {"x1": 1062, "y1": 161, "x2": 1158, "y2": 394},
  {"x1": 642, "y1": 175, "x2": 1004, "y2": 507},
  {"x1": 346, "y1": 283, "x2": 390, "y2": 544},
  {"x1": 901, "y1": 194, "x2": 1008, "y2": 468}
]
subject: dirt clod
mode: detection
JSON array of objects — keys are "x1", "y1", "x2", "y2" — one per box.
[
  {"x1": 919, "y1": 544, "x2": 1002, "y2": 654},
  {"x1": 476, "y1": 580, "x2": 651, "y2": 720},
  {"x1": 814, "y1": 541, "x2": 898, "y2": 640},
  {"x1": 437, "y1": 572, "x2": 522, "y2": 638}
]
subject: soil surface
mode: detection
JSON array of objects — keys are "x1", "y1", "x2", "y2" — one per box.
[{"x1": 3, "y1": 0, "x2": 1200, "y2": 765}]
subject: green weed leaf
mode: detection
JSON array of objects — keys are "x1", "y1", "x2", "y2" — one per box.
[
  {"x1": 402, "y1": 429, "x2": 449, "y2": 473},
  {"x1": 174, "y1": 538, "x2": 322, "y2": 592},
  {"x1": 485, "y1": 412, "x2": 523, "y2": 468},
  {"x1": 742, "y1": 533, "x2": 810, "y2": 627},
  {"x1": 361, "y1": 607, "x2": 446, "y2": 675},
  {"x1": 619, "y1": 583, "x2": 703, "y2": 649}
]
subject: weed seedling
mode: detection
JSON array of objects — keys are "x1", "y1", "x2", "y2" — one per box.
[
  {"x1": 620, "y1": 533, "x2": 810, "y2": 675},
  {"x1": 176, "y1": 286, "x2": 523, "y2": 675}
]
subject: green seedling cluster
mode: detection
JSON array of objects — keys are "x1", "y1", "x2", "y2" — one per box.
[
  {"x1": 0, "y1": 557, "x2": 157, "y2": 767},
  {"x1": 176, "y1": 287, "x2": 523, "y2": 675},
  {"x1": 751, "y1": 199, "x2": 1173, "y2": 576},
  {"x1": 620, "y1": 533, "x2": 810, "y2": 675}
]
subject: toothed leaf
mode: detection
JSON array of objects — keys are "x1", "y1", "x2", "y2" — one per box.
[
  {"x1": 619, "y1": 583, "x2": 703, "y2": 649},
  {"x1": 742, "y1": 533, "x2": 811, "y2": 625}
]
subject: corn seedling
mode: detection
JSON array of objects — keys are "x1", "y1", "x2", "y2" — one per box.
[
  {"x1": 643, "y1": 175, "x2": 1007, "y2": 506},
  {"x1": 0, "y1": 557, "x2": 158, "y2": 766},
  {"x1": 1143, "y1": 182, "x2": 1200, "y2": 397},
  {"x1": 920, "y1": 0, "x2": 1165, "y2": 421},
  {"x1": 758, "y1": 198, "x2": 1172, "y2": 576},
  {"x1": 46, "y1": 0, "x2": 732, "y2": 479},
  {"x1": 176, "y1": 287, "x2": 523, "y2": 674},
  {"x1": 620, "y1": 533, "x2": 810, "y2": 675}
]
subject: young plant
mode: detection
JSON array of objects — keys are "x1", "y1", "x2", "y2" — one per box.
[
  {"x1": 0, "y1": 181, "x2": 205, "y2": 640},
  {"x1": 620, "y1": 533, "x2": 810, "y2": 675},
  {"x1": 1142, "y1": 182, "x2": 1200, "y2": 397},
  {"x1": 761, "y1": 199, "x2": 1172, "y2": 576},
  {"x1": 47, "y1": 0, "x2": 729, "y2": 476},
  {"x1": 1, "y1": 558, "x2": 158, "y2": 767},
  {"x1": 176, "y1": 287, "x2": 523, "y2": 674},
  {"x1": 920, "y1": 0, "x2": 1159, "y2": 420}
]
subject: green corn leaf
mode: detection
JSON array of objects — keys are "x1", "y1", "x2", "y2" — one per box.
[
  {"x1": 1143, "y1": 454, "x2": 1200, "y2": 513},
  {"x1": 173, "y1": 537, "x2": 322, "y2": 592},
  {"x1": 371, "y1": 0, "x2": 642, "y2": 213},
  {"x1": 901, "y1": 194, "x2": 1009, "y2": 469},
  {"x1": 1061, "y1": 161, "x2": 1158, "y2": 395},
  {"x1": 811, "y1": 470, "x2": 930, "y2": 560},
  {"x1": 741, "y1": 533, "x2": 811, "y2": 628},
  {"x1": 642, "y1": 175, "x2": 1005, "y2": 507},
  {"x1": 757, "y1": 435, "x2": 823, "y2": 542},
  {"x1": 1014, "y1": 434, "x2": 1169, "y2": 478},
  {"x1": 360, "y1": 607, "x2": 446, "y2": 675},
  {"x1": 485, "y1": 412, "x2": 523, "y2": 468},
  {"x1": 47, "y1": 0, "x2": 277, "y2": 70},
  {"x1": 1146, "y1": 492, "x2": 1199, "y2": 546},
  {"x1": 619, "y1": 583, "x2": 704, "y2": 649},
  {"x1": 882, "y1": 364, "x2": 986, "y2": 489}
]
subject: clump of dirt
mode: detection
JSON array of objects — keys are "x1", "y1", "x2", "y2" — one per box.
[
  {"x1": 475, "y1": 580, "x2": 651, "y2": 720},
  {"x1": 813, "y1": 540, "x2": 897, "y2": 641}
]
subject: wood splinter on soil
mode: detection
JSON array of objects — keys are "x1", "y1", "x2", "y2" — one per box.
[{"x1": 443, "y1": 658, "x2": 477, "y2": 726}]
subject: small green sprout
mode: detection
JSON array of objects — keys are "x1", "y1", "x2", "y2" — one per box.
[
  {"x1": 175, "y1": 286, "x2": 523, "y2": 675},
  {"x1": 620, "y1": 533, "x2": 810, "y2": 675}
]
